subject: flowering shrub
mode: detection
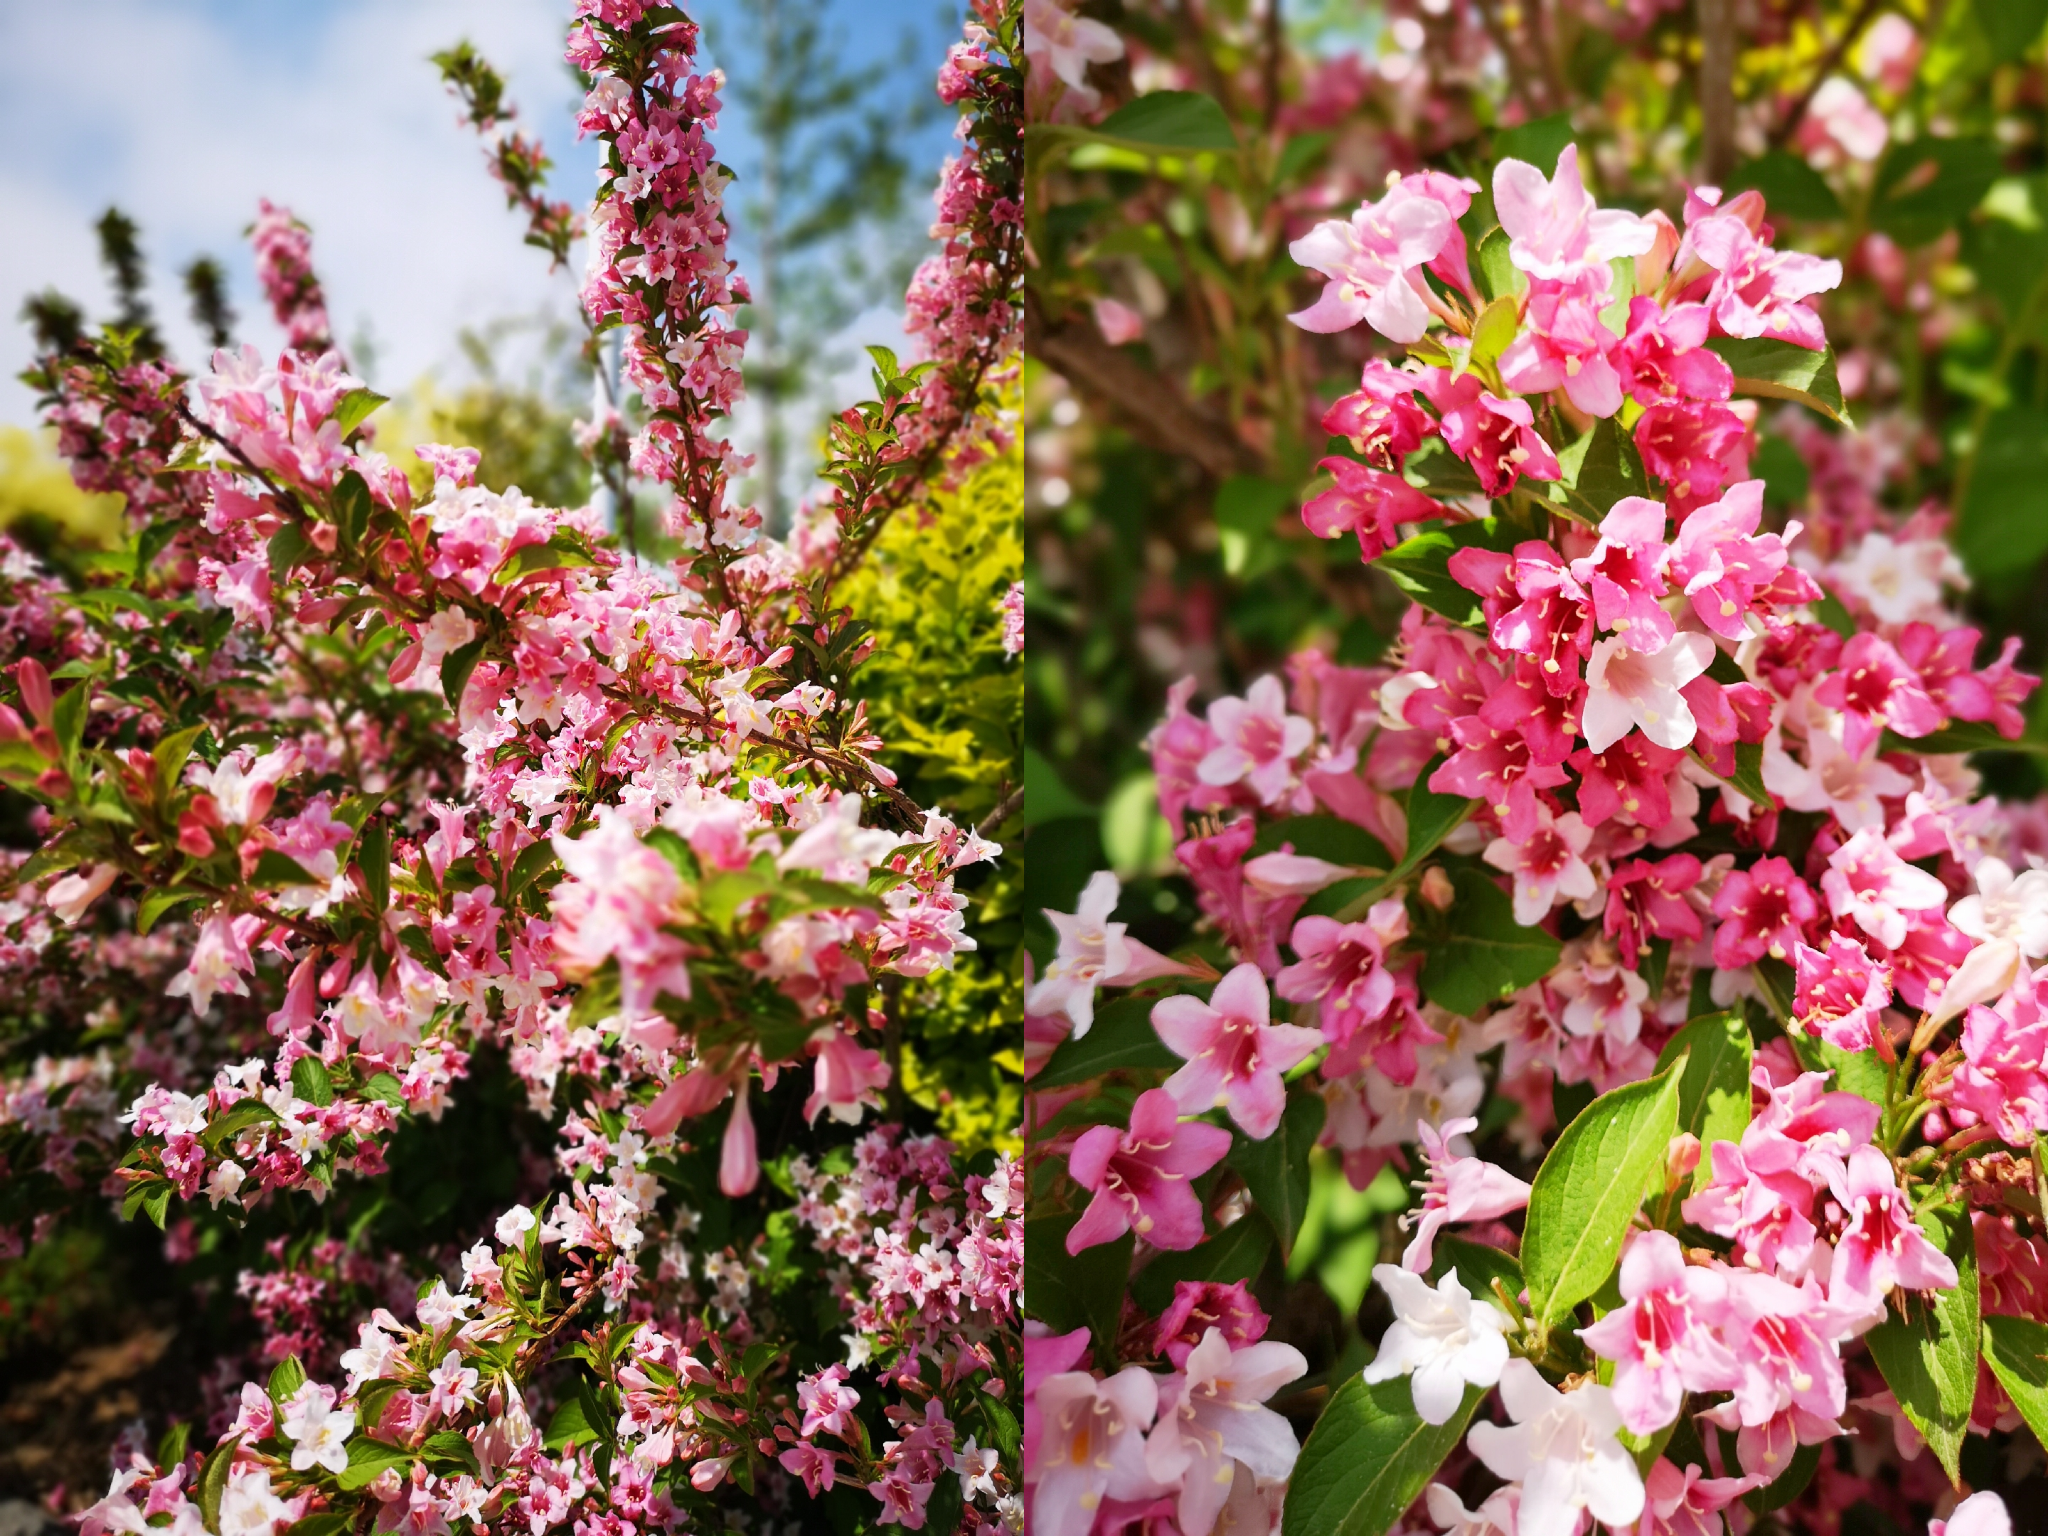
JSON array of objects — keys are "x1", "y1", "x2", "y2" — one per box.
[
  {"x1": 1, "y1": 1, "x2": 1022, "y2": 1530},
  {"x1": 1023, "y1": 8, "x2": 2047, "y2": 1535}
]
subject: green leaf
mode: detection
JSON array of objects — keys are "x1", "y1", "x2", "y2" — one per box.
[
  {"x1": 1705, "y1": 338, "x2": 1848, "y2": 425},
  {"x1": 202, "y1": 1100, "x2": 280, "y2": 1149},
  {"x1": 508, "y1": 838, "x2": 561, "y2": 896},
  {"x1": 1864, "y1": 1204, "x2": 1978, "y2": 1484},
  {"x1": 1249, "y1": 815, "x2": 1391, "y2": 869},
  {"x1": 152, "y1": 723, "x2": 209, "y2": 788},
  {"x1": 543, "y1": 1394, "x2": 597, "y2": 1451},
  {"x1": 1654, "y1": 1010, "x2": 1752, "y2": 1188},
  {"x1": 196, "y1": 1435, "x2": 239, "y2": 1533},
  {"x1": 361, "y1": 1072, "x2": 406, "y2": 1109},
  {"x1": 268, "y1": 1353, "x2": 308, "y2": 1410},
  {"x1": 286, "y1": 1516, "x2": 351, "y2": 1536},
  {"x1": 1428, "y1": 1235, "x2": 1524, "y2": 1311},
  {"x1": 1330, "y1": 766, "x2": 1475, "y2": 923},
  {"x1": 1473, "y1": 227, "x2": 1525, "y2": 305},
  {"x1": 427, "y1": 641, "x2": 485, "y2": 722},
  {"x1": 138, "y1": 888, "x2": 206, "y2": 936},
  {"x1": 253, "y1": 849, "x2": 322, "y2": 888},
  {"x1": 1784, "y1": 1023, "x2": 1887, "y2": 1109},
  {"x1": 1417, "y1": 866, "x2": 1563, "y2": 1016},
  {"x1": 1468, "y1": 296, "x2": 1520, "y2": 371},
  {"x1": 334, "y1": 387, "x2": 390, "y2": 438},
  {"x1": 1372, "y1": 515, "x2": 1529, "y2": 630},
  {"x1": 421, "y1": 1429, "x2": 480, "y2": 1476},
  {"x1": 1978, "y1": 0, "x2": 2048, "y2": 63},
  {"x1": 1724, "y1": 150, "x2": 1843, "y2": 221},
  {"x1": 1697, "y1": 739, "x2": 1772, "y2": 809},
  {"x1": 1549, "y1": 415, "x2": 1650, "y2": 522},
  {"x1": 1491, "y1": 113, "x2": 1574, "y2": 172},
  {"x1": 1095, "y1": 90, "x2": 1236, "y2": 153},
  {"x1": 496, "y1": 534, "x2": 596, "y2": 582},
  {"x1": 1399, "y1": 434, "x2": 1485, "y2": 498},
  {"x1": 1228, "y1": 1091, "x2": 1327, "y2": 1263},
  {"x1": 1955, "y1": 403, "x2": 2048, "y2": 580},
  {"x1": 52, "y1": 679, "x2": 89, "y2": 761},
  {"x1": 1871, "y1": 136, "x2": 2002, "y2": 246},
  {"x1": 1981, "y1": 1313, "x2": 2048, "y2": 1450},
  {"x1": 1521, "y1": 1059, "x2": 1684, "y2": 1333},
  {"x1": 1024, "y1": 1212, "x2": 1131, "y2": 1361},
  {"x1": 332, "y1": 470, "x2": 373, "y2": 548},
  {"x1": 292, "y1": 1056, "x2": 336, "y2": 1108},
  {"x1": 1282, "y1": 1375, "x2": 1484, "y2": 1536},
  {"x1": 1129, "y1": 1216, "x2": 1274, "y2": 1313},
  {"x1": 1033, "y1": 993, "x2": 1182, "y2": 1088},
  {"x1": 1880, "y1": 719, "x2": 2048, "y2": 756},
  {"x1": 337, "y1": 1436, "x2": 416, "y2": 1491},
  {"x1": 157, "y1": 1419, "x2": 192, "y2": 1472},
  {"x1": 357, "y1": 818, "x2": 390, "y2": 914}
]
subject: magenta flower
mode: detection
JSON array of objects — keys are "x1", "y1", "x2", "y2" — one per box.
[
  {"x1": 1276, "y1": 905, "x2": 1406, "y2": 1041},
  {"x1": 1568, "y1": 735, "x2": 1685, "y2": 829},
  {"x1": 1430, "y1": 713, "x2": 1572, "y2": 841},
  {"x1": 1322, "y1": 359, "x2": 1434, "y2": 469},
  {"x1": 1497, "y1": 271, "x2": 1627, "y2": 417},
  {"x1": 1722, "y1": 1270, "x2": 1850, "y2": 1427},
  {"x1": 1065, "y1": 1088, "x2": 1233, "y2": 1253},
  {"x1": 1690, "y1": 215, "x2": 1842, "y2": 351},
  {"x1": 1152, "y1": 964, "x2": 1322, "y2": 1139},
  {"x1": 1302, "y1": 456, "x2": 1446, "y2": 562},
  {"x1": 1634, "y1": 399, "x2": 1749, "y2": 511},
  {"x1": 1828, "y1": 1147, "x2": 1959, "y2": 1307},
  {"x1": 1711, "y1": 855, "x2": 1818, "y2": 967},
  {"x1": 1792, "y1": 935, "x2": 1893, "y2": 1053},
  {"x1": 1603, "y1": 853, "x2": 1704, "y2": 969},
  {"x1": 1288, "y1": 179, "x2": 1465, "y2": 342},
  {"x1": 1615, "y1": 298, "x2": 1735, "y2": 406},
  {"x1": 1578, "y1": 1231, "x2": 1741, "y2": 1435},
  {"x1": 1153, "y1": 1279, "x2": 1269, "y2": 1367},
  {"x1": 1399, "y1": 1116, "x2": 1532, "y2": 1272},
  {"x1": 1492, "y1": 144, "x2": 1656, "y2": 281},
  {"x1": 1448, "y1": 539, "x2": 1591, "y2": 691},
  {"x1": 1944, "y1": 997, "x2": 2048, "y2": 1146},
  {"x1": 1812, "y1": 632, "x2": 1946, "y2": 756},
  {"x1": 1569, "y1": 495, "x2": 1675, "y2": 648},
  {"x1": 1666, "y1": 480, "x2": 1800, "y2": 640},
  {"x1": 1420, "y1": 370, "x2": 1563, "y2": 496}
]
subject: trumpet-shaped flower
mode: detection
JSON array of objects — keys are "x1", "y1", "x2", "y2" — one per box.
[
  {"x1": 1466, "y1": 1359, "x2": 1645, "y2": 1536},
  {"x1": 1362, "y1": 1265, "x2": 1512, "y2": 1424},
  {"x1": 1152, "y1": 964, "x2": 1323, "y2": 1139},
  {"x1": 1065, "y1": 1088, "x2": 1233, "y2": 1253}
]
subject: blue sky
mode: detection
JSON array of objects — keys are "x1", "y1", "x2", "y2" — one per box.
[{"x1": 0, "y1": 0, "x2": 963, "y2": 429}]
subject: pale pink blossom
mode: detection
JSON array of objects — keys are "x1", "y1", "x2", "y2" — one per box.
[
  {"x1": 1577, "y1": 1232, "x2": 1740, "y2": 1435},
  {"x1": 1483, "y1": 806, "x2": 1595, "y2": 925},
  {"x1": 1400, "y1": 1116, "x2": 1532, "y2": 1271},
  {"x1": 1152, "y1": 963, "x2": 1323, "y2": 1138},
  {"x1": 1145, "y1": 1328, "x2": 1307, "y2": 1536},
  {"x1": 1492, "y1": 144, "x2": 1656, "y2": 281},
  {"x1": 1821, "y1": 826, "x2": 1949, "y2": 950},
  {"x1": 1065, "y1": 1088, "x2": 1232, "y2": 1253},
  {"x1": 1582, "y1": 632, "x2": 1716, "y2": 753},
  {"x1": 1026, "y1": 870, "x2": 1190, "y2": 1035},
  {"x1": 1197, "y1": 676, "x2": 1314, "y2": 806},
  {"x1": 1026, "y1": 1367, "x2": 1163, "y2": 1536}
]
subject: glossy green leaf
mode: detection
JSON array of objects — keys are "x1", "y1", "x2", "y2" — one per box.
[
  {"x1": 1025, "y1": 1211, "x2": 1132, "y2": 1360},
  {"x1": 1329, "y1": 765, "x2": 1475, "y2": 922},
  {"x1": 1428, "y1": 1234, "x2": 1524, "y2": 1311},
  {"x1": 1864, "y1": 1205, "x2": 1978, "y2": 1484},
  {"x1": 196, "y1": 1435, "x2": 239, "y2": 1533},
  {"x1": 292, "y1": 1055, "x2": 336, "y2": 1108},
  {"x1": 1474, "y1": 227, "x2": 1525, "y2": 304},
  {"x1": 1130, "y1": 1216, "x2": 1274, "y2": 1313},
  {"x1": 1549, "y1": 415, "x2": 1649, "y2": 522},
  {"x1": 267, "y1": 1353, "x2": 307, "y2": 1409},
  {"x1": 1095, "y1": 90, "x2": 1236, "y2": 152},
  {"x1": 1725, "y1": 150, "x2": 1843, "y2": 221},
  {"x1": 1249, "y1": 815, "x2": 1391, "y2": 869},
  {"x1": 441, "y1": 635, "x2": 487, "y2": 712},
  {"x1": 1372, "y1": 519, "x2": 1524, "y2": 629},
  {"x1": 1871, "y1": 136, "x2": 2002, "y2": 245},
  {"x1": 334, "y1": 387, "x2": 390, "y2": 438},
  {"x1": 497, "y1": 534, "x2": 596, "y2": 581},
  {"x1": 338, "y1": 1437, "x2": 416, "y2": 1490},
  {"x1": 1282, "y1": 1375, "x2": 1484, "y2": 1536},
  {"x1": 1654, "y1": 1010, "x2": 1752, "y2": 1186},
  {"x1": 1228, "y1": 1091, "x2": 1327, "y2": 1262},
  {"x1": 1982, "y1": 1313, "x2": 2048, "y2": 1450},
  {"x1": 252, "y1": 849, "x2": 322, "y2": 888},
  {"x1": 1706, "y1": 338, "x2": 1848, "y2": 424},
  {"x1": 1418, "y1": 866, "x2": 1562, "y2": 1016},
  {"x1": 138, "y1": 888, "x2": 206, "y2": 936},
  {"x1": 1522, "y1": 1060, "x2": 1684, "y2": 1332}
]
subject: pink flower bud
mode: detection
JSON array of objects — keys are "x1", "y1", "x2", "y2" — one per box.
[
  {"x1": 1419, "y1": 865, "x2": 1455, "y2": 911},
  {"x1": 1665, "y1": 1132, "x2": 1701, "y2": 1187},
  {"x1": 720, "y1": 1080, "x2": 759, "y2": 1196},
  {"x1": 15, "y1": 659, "x2": 53, "y2": 725}
]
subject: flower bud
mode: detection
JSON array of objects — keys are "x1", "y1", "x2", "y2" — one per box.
[
  {"x1": 1665, "y1": 1132, "x2": 1701, "y2": 1189},
  {"x1": 1419, "y1": 865, "x2": 1455, "y2": 911},
  {"x1": 15, "y1": 659, "x2": 52, "y2": 725}
]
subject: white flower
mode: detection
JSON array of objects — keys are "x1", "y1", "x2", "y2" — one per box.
[
  {"x1": 1932, "y1": 1492, "x2": 2011, "y2": 1536},
  {"x1": 1947, "y1": 856, "x2": 2048, "y2": 958},
  {"x1": 280, "y1": 1384, "x2": 356, "y2": 1476},
  {"x1": 1766, "y1": 725, "x2": 1911, "y2": 834},
  {"x1": 776, "y1": 795, "x2": 902, "y2": 883},
  {"x1": 206, "y1": 1160, "x2": 246, "y2": 1210},
  {"x1": 1145, "y1": 1328, "x2": 1308, "y2": 1536},
  {"x1": 45, "y1": 864, "x2": 117, "y2": 925},
  {"x1": 1024, "y1": 869, "x2": 1185, "y2": 1036},
  {"x1": 1928, "y1": 938, "x2": 2024, "y2": 1028},
  {"x1": 1483, "y1": 807, "x2": 1596, "y2": 927},
  {"x1": 1830, "y1": 532, "x2": 1959, "y2": 627},
  {"x1": 416, "y1": 1279, "x2": 477, "y2": 1330},
  {"x1": 957, "y1": 1437, "x2": 1000, "y2": 1503},
  {"x1": 216, "y1": 1467, "x2": 290, "y2": 1536},
  {"x1": 1466, "y1": 1359, "x2": 1645, "y2": 1536},
  {"x1": 1581, "y1": 633, "x2": 1715, "y2": 753},
  {"x1": 339, "y1": 1318, "x2": 401, "y2": 1390},
  {"x1": 495, "y1": 1204, "x2": 538, "y2": 1245},
  {"x1": 1361, "y1": 1265, "x2": 1511, "y2": 1424}
]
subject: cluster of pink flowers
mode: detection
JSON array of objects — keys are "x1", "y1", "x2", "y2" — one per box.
[{"x1": 251, "y1": 200, "x2": 335, "y2": 353}]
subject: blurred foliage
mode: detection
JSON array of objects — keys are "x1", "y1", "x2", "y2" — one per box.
[{"x1": 0, "y1": 426, "x2": 125, "y2": 549}]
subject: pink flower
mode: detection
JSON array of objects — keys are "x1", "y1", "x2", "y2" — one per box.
[
  {"x1": 1634, "y1": 400, "x2": 1749, "y2": 511},
  {"x1": 1492, "y1": 144, "x2": 1656, "y2": 281},
  {"x1": 425, "y1": 1349, "x2": 479, "y2": 1419},
  {"x1": 44, "y1": 863, "x2": 117, "y2": 925},
  {"x1": 1828, "y1": 1145, "x2": 1959, "y2": 1307},
  {"x1": 550, "y1": 807, "x2": 689, "y2": 1014},
  {"x1": 1198, "y1": 675, "x2": 1315, "y2": 807},
  {"x1": 1026, "y1": 870, "x2": 1189, "y2": 1034},
  {"x1": 1582, "y1": 632, "x2": 1716, "y2": 753},
  {"x1": 166, "y1": 909, "x2": 258, "y2": 1017},
  {"x1": 1721, "y1": 1270, "x2": 1850, "y2": 1428},
  {"x1": 1430, "y1": 713, "x2": 1572, "y2": 840},
  {"x1": 1065, "y1": 1088, "x2": 1233, "y2": 1253},
  {"x1": 1820, "y1": 826, "x2": 1949, "y2": 950},
  {"x1": 1570, "y1": 496, "x2": 1675, "y2": 649},
  {"x1": 1690, "y1": 216, "x2": 1842, "y2": 351},
  {"x1": 1399, "y1": 1116, "x2": 1532, "y2": 1272},
  {"x1": 1792, "y1": 935, "x2": 1893, "y2": 1052},
  {"x1": 1302, "y1": 457, "x2": 1446, "y2": 561},
  {"x1": 1666, "y1": 480, "x2": 1799, "y2": 640},
  {"x1": 1021, "y1": 0, "x2": 1124, "y2": 113},
  {"x1": 1944, "y1": 994, "x2": 2048, "y2": 1145},
  {"x1": 1483, "y1": 805, "x2": 1595, "y2": 926},
  {"x1": 1026, "y1": 1367, "x2": 1163, "y2": 1536},
  {"x1": 1931, "y1": 1493, "x2": 2012, "y2": 1536},
  {"x1": 1498, "y1": 271, "x2": 1626, "y2": 417},
  {"x1": 1578, "y1": 1232, "x2": 1740, "y2": 1435},
  {"x1": 1144, "y1": 1328, "x2": 1307, "y2": 1536},
  {"x1": 798, "y1": 1364, "x2": 862, "y2": 1438},
  {"x1": 1153, "y1": 1280, "x2": 1269, "y2": 1367},
  {"x1": 1711, "y1": 856, "x2": 1817, "y2": 967},
  {"x1": 1288, "y1": 175, "x2": 1475, "y2": 341},
  {"x1": 1092, "y1": 296, "x2": 1145, "y2": 345},
  {"x1": 1323, "y1": 360, "x2": 1433, "y2": 469},
  {"x1": 1615, "y1": 299, "x2": 1734, "y2": 406},
  {"x1": 1631, "y1": 1458, "x2": 1760, "y2": 1536},
  {"x1": 1798, "y1": 77, "x2": 1888, "y2": 165},
  {"x1": 1813, "y1": 633, "x2": 1945, "y2": 756},
  {"x1": 1152, "y1": 964, "x2": 1322, "y2": 1138},
  {"x1": 1419, "y1": 370, "x2": 1563, "y2": 496},
  {"x1": 1604, "y1": 853, "x2": 1704, "y2": 969},
  {"x1": 804, "y1": 1026, "x2": 891, "y2": 1125}
]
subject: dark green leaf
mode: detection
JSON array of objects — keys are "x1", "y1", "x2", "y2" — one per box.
[
  {"x1": 508, "y1": 838, "x2": 561, "y2": 895},
  {"x1": 1978, "y1": 0, "x2": 2048, "y2": 62},
  {"x1": 202, "y1": 1100, "x2": 280, "y2": 1149},
  {"x1": 1228, "y1": 1091, "x2": 1327, "y2": 1262},
  {"x1": 441, "y1": 636, "x2": 487, "y2": 712},
  {"x1": 544, "y1": 1395, "x2": 597, "y2": 1451},
  {"x1": 252, "y1": 850, "x2": 322, "y2": 888},
  {"x1": 1024, "y1": 1212, "x2": 1131, "y2": 1362},
  {"x1": 1741, "y1": 1439, "x2": 1822, "y2": 1513},
  {"x1": 1864, "y1": 1204, "x2": 1977, "y2": 1483},
  {"x1": 1418, "y1": 866, "x2": 1562, "y2": 1016},
  {"x1": 196, "y1": 1435, "x2": 239, "y2": 1533},
  {"x1": 421, "y1": 1429, "x2": 480, "y2": 1476},
  {"x1": 1724, "y1": 150, "x2": 1843, "y2": 221},
  {"x1": 1981, "y1": 1313, "x2": 2048, "y2": 1450},
  {"x1": 357, "y1": 818, "x2": 390, "y2": 914},
  {"x1": 157, "y1": 1420, "x2": 192, "y2": 1472},
  {"x1": 1880, "y1": 720, "x2": 2048, "y2": 756},
  {"x1": 1870, "y1": 136, "x2": 2002, "y2": 246},
  {"x1": 1399, "y1": 435, "x2": 1486, "y2": 498},
  {"x1": 1491, "y1": 113, "x2": 1574, "y2": 171},
  {"x1": 142, "y1": 1185, "x2": 172, "y2": 1229},
  {"x1": 286, "y1": 1516, "x2": 351, "y2": 1536},
  {"x1": 1705, "y1": 338, "x2": 1848, "y2": 424},
  {"x1": 332, "y1": 471, "x2": 373, "y2": 548},
  {"x1": 361, "y1": 1073, "x2": 406, "y2": 1109},
  {"x1": 1372, "y1": 517, "x2": 1527, "y2": 630},
  {"x1": 1282, "y1": 1375, "x2": 1484, "y2": 1536},
  {"x1": 1033, "y1": 993, "x2": 1182, "y2": 1088},
  {"x1": 1330, "y1": 766, "x2": 1476, "y2": 923},
  {"x1": 1522, "y1": 1060, "x2": 1684, "y2": 1332},
  {"x1": 1095, "y1": 91, "x2": 1236, "y2": 152},
  {"x1": 1250, "y1": 815, "x2": 1391, "y2": 869},
  {"x1": 292, "y1": 1056, "x2": 335, "y2": 1108},
  {"x1": 1654, "y1": 1011, "x2": 1752, "y2": 1186},
  {"x1": 1130, "y1": 1217, "x2": 1274, "y2": 1313},
  {"x1": 1549, "y1": 416, "x2": 1650, "y2": 522},
  {"x1": 1428, "y1": 1235, "x2": 1525, "y2": 1312}
]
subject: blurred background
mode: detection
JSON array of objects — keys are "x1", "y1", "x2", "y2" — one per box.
[{"x1": 0, "y1": 0, "x2": 963, "y2": 543}]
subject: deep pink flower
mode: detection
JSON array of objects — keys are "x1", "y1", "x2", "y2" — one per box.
[
  {"x1": 1430, "y1": 713, "x2": 1572, "y2": 840},
  {"x1": 1666, "y1": 479, "x2": 1799, "y2": 640},
  {"x1": 1302, "y1": 456, "x2": 1446, "y2": 562},
  {"x1": 1152, "y1": 964, "x2": 1322, "y2": 1138},
  {"x1": 1974, "y1": 635, "x2": 2039, "y2": 738},
  {"x1": 1400, "y1": 1116, "x2": 1532, "y2": 1272},
  {"x1": 1684, "y1": 1137, "x2": 1821, "y2": 1275},
  {"x1": 1722, "y1": 1270, "x2": 1850, "y2": 1426},
  {"x1": 1153, "y1": 1280, "x2": 1269, "y2": 1367},
  {"x1": 1604, "y1": 854, "x2": 1704, "y2": 969},
  {"x1": 1578, "y1": 1232, "x2": 1740, "y2": 1435},
  {"x1": 1812, "y1": 632, "x2": 1946, "y2": 756},
  {"x1": 1792, "y1": 935, "x2": 1892, "y2": 1053},
  {"x1": 1690, "y1": 216, "x2": 1842, "y2": 351},
  {"x1": 1945, "y1": 996, "x2": 2048, "y2": 1145},
  {"x1": 1711, "y1": 856, "x2": 1817, "y2": 967},
  {"x1": 1476, "y1": 663, "x2": 1583, "y2": 765},
  {"x1": 1065, "y1": 1088, "x2": 1233, "y2": 1253},
  {"x1": 1569, "y1": 736, "x2": 1683, "y2": 829},
  {"x1": 1569, "y1": 496, "x2": 1674, "y2": 648},
  {"x1": 1615, "y1": 299, "x2": 1735, "y2": 406},
  {"x1": 1829, "y1": 1146, "x2": 1959, "y2": 1307},
  {"x1": 1449, "y1": 540, "x2": 1592, "y2": 693},
  {"x1": 1498, "y1": 271, "x2": 1626, "y2": 417},
  {"x1": 1321, "y1": 359, "x2": 1433, "y2": 469},
  {"x1": 1634, "y1": 400, "x2": 1749, "y2": 512},
  {"x1": 1419, "y1": 370, "x2": 1563, "y2": 496},
  {"x1": 1276, "y1": 905, "x2": 1404, "y2": 1043}
]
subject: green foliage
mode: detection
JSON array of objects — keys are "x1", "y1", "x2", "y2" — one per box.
[{"x1": 1283, "y1": 1376, "x2": 1486, "y2": 1536}]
